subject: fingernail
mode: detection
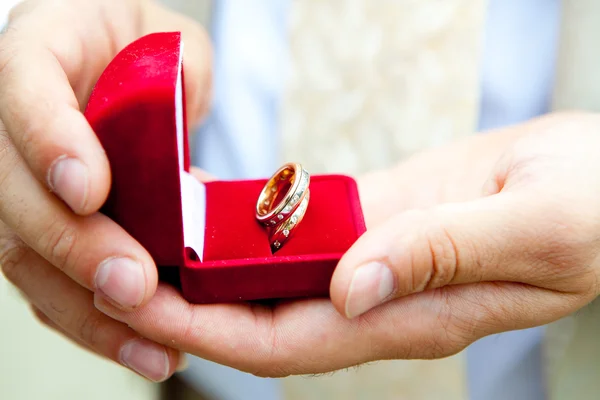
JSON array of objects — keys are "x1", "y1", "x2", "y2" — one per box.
[
  {"x1": 95, "y1": 257, "x2": 146, "y2": 309},
  {"x1": 120, "y1": 339, "x2": 169, "y2": 382},
  {"x1": 48, "y1": 156, "x2": 89, "y2": 212},
  {"x1": 345, "y1": 262, "x2": 395, "y2": 319},
  {"x1": 176, "y1": 354, "x2": 189, "y2": 372}
]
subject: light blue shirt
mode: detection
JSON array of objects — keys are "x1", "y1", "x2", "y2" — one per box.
[
  {"x1": 469, "y1": 2, "x2": 561, "y2": 399},
  {"x1": 194, "y1": 1, "x2": 289, "y2": 180}
]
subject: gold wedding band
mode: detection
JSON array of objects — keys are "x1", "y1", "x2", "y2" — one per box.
[
  {"x1": 256, "y1": 163, "x2": 310, "y2": 251},
  {"x1": 269, "y1": 191, "x2": 310, "y2": 252},
  {"x1": 256, "y1": 163, "x2": 310, "y2": 227}
]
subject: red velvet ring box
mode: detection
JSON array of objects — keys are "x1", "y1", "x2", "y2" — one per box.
[{"x1": 84, "y1": 32, "x2": 366, "y2": 303}]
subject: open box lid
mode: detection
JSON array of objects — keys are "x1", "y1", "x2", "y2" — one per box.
[
  {"x1": 85, "y1": 32, "x2": 206, "y2": 266},
  {"x1": 84, "y1": 34, "x2": 367, "y2": 303}
]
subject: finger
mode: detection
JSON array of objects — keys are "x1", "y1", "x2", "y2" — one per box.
[
  {"x1": 31, "y1": 305, "x2": 185, "y2": 373},
  {"x1": 0, "y1": 160, "x2": 157, "y2": 311},
  {"x1": 94, "y1": 277, "x2": 579, "y2": 377},
  {"x1": 143, "y1": 1, "x2": 213, "y2": 127},
  {"x1": 0, "y1": 233, "x2": 181, "y2": 382},
  {"x1": 94, "y1": 285, "x2": 278, "y2": 376},
  {"x1": 330, "y1": 193, "x2": 567, "y2": 319},
  {"x1": 355, "y1": 282, "x2": 583, "y2": 361},
  {"x1": 30, "y1": 305, "x2": 96, "y2": 353},
  {"x1": 31, "y1": 304, "x2": 174, "y2": 369},
  {"x1": 0, "y1": 21, "x2": 110, "y2": 215}
]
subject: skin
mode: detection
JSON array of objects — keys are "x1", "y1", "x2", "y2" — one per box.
[
  {"x1": 2, "y1": 0, "x2": 600, "y2": 383},
  {"x1": 0, "y1": 0, "x2": 211, "y2": 381},
  {"x1": 94, "y1": 112, "x2": 600, "y2": 378}
]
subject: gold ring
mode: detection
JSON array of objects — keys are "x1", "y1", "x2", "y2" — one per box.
[
  {"x1": 255, "y1": 163, "x2": 310, "y2": 227},
  {"x1": 269, "y1": 190, "x2": 310, "y2": 252}
]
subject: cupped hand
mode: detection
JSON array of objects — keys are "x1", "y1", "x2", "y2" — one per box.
[
  {"x1": 0, "y1": 0, "x2": 211, "y2": 381},
  {"x1": 93, "y1": 112, "x2": 600, "y2": 378}
]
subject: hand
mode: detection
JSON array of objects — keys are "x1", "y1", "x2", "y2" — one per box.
[
  {"x1": 0, "y1": 0, "x2": 211, "y2": 381},
  {"x1": 93, "y1": 111, "x2": 600, "y2": 378},
  {"x1": 331, "y1": 111, "x2": 600, "y2": 340}
]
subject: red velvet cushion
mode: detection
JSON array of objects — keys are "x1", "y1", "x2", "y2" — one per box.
[
  {"x1": 84, "y1": 31, "x2": 367, "y2": 303},
  {"x1": 183, "y1": 175, "x2": 365, "y2": 303},
  {"x1": 203, "y1": 177, "x2": 362, "y2": 260}
]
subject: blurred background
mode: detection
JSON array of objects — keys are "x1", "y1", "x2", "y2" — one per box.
[{"x1": 2, "y1": 0, "x2": 600, "y2": 399}]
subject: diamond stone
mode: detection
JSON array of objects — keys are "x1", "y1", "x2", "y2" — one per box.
[
  {"x1": 273, "y1": 241, "x2": 281, "y2": 248},
  {"x1": 283, "y1": 229, "x2": 289, "y2": 237},
  {"x1": 278, "y1": 214, "x2": 284, "y2": 220}
]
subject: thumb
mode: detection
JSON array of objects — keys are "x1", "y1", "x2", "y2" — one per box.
[{"x1": 330, "y1": 193, "x2": 537, "y2": 319}]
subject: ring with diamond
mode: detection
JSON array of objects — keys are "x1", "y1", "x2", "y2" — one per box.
[
  {"x1": 255, "y1": 162, "x2": 310, "y2": 228},
  {"x1": 269, "y1": 190, "x2": 310, "y2": 252}
]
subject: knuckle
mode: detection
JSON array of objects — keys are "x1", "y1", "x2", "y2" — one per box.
[
  {"x1": 425, "y1": 289, "x2": 479, "y2": 358},
  {"x1": 242, "y1": 305, "x2": 293, "y2": 378},
  {"x1": 38, "y1": 219, "x2": 79, "y2": 273},
  {"x1": 77, "y1": 311, "x2": 103, "y2": 348},
  {"x1": 405, "y1": 216, "x2": 461, "y2": 294},
  {"x1": 0, "y1": 233, "x2": 28, "y2": 283},
  {"x1": 31, "y1": 306, "x2": 53, "y2": 327},
  {"x1": 423, "y1": 225, "x2": 460, "y2": 290}
]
